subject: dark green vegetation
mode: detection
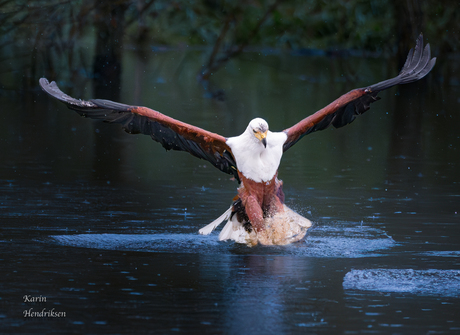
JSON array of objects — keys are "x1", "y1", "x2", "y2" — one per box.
[{"x1": 0, "y1": 0, "x2": 458, "y2": 95}]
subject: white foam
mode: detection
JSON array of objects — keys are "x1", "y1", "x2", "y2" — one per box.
[
  {"x1": 50, "y1": 233, "x2": 224, "y2": 253},
  {"x1": 287, "y1": 224, "x2": 396, "y2": 258},
  {"x1": 343, "y1": 269, "x2": 460, "y2": 297},
  {"x1": 418, "y1": 251, "x2": 460, "y2": 257},
  {"x1": 48, "y1": 221, "x2": 396, "y2": 257}
]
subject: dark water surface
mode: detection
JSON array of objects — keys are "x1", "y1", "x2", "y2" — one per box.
[{"x1": 1, "y1": 50, "x2": 460, "y2": 334}]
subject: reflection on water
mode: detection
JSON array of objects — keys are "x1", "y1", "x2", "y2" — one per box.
[{"x1": 1, "y1": 49, "x2": 460, "y2": 333}]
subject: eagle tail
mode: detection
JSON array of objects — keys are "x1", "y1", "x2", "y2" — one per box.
[
  {"x1": 218, "y1": 216, "x2": 250, "y2": 243},
  {"x1": 198, "y1": 206, "x2": 232, "y2": 235}
]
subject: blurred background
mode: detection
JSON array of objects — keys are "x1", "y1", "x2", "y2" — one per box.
[
  {"x1": 1, "y1": 0, "x2": 458, "y2": 93},
  {"x1": 1, "y1": 1, "x2": 460, "y2": 334}
]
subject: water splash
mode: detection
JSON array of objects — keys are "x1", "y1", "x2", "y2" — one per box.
[
  {"x1": 286, "y1": 223, "x2": 396, "y2": 258},
  {"x1": 48, "y1": 221, "x2": 396, "y2": 257},
  {"x1": 418, "y1": 251, "x2": 460, "y2": 257},
  {"x1": 343, "y1": 269, "x2": 460, "y2": 297},
  {"x1": 50, "y1": 233, "x2": 225, "y2": 254}
]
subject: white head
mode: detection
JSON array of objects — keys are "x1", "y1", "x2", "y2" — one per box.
[
  {"x1": 247, "y1": 118, "x2": 269, "y2": 148},
  {"x1": 226, "y1": 117, "x2": 285, "y2": 182}
]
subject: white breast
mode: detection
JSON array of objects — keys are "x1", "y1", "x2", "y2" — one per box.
[{"x1": 227, "y1": 131, "x2": 287, "y2": 182}]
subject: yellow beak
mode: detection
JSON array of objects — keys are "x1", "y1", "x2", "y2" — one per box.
[
  {"x1": 254, "y1": 130, "x2": 267, "y2": 141},
  {"x1": 254, "y1": 130, "x2": 268, "y2": 148}
]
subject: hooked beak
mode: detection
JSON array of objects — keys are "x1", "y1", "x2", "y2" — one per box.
[
  {"x1": 261, "y1": 137, "x2": 267, "y2": 148},
  {"x1": 254, "y1": 130, "x2": 268, "y2": 148}
]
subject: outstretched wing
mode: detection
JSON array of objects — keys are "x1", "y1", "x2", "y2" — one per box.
[
  {"x1": 283, "y1": 33, "x2": 436, "y2": 152},
  {"x1": 39, "y1": 78, "x2": 238, "y2": 180}
]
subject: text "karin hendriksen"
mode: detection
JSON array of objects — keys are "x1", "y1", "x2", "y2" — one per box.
[{"x1": 23, "y1": 295, "x2": 66, "y2": 318}]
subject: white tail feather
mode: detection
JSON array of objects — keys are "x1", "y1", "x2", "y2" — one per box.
[
  {"x1": 218, "y1": 220, "x2": 235, "y2": 241},
  {"x1": 198, "y1": 206, "x2": 232, "y2": 235},
  {"x1": 219, "y1": 217, "x2": 248, "y2": 243}
]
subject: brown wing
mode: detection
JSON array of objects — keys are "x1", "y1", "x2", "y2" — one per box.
[
  {"x1": 283, "y1": 33, "x2": 436, "y2": 152},
  {"x1": 39, "y1": 78, "x2": 238, "y2": 180}
]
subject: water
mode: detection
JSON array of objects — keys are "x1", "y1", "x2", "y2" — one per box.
[{"x1": 1, "y1": 49, "x2": 459, "y2": 334}]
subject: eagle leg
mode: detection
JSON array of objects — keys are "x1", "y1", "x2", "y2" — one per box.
[{"x1": 243, "y1": 195, "x2": 265, "y2": 233}]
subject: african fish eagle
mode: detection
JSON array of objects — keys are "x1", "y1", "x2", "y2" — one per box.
[{"x1": 39, "y1": 34, "x2": 435, "y2": 246}]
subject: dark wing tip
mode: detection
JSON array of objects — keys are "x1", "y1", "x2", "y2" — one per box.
[
  {"x1": 39, "y1": 77, "x2": 97, "y2": 108},
  {"x1": 39, "y1": 77, "x2": 50, "y2": 88},
  {"x1": 369, "y1": 33, "x2": 436, "y2": 92}
]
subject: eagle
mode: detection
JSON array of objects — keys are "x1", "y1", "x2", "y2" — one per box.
[{"x1": 39, "y1": 34, "x2": 435, "y2": 246}]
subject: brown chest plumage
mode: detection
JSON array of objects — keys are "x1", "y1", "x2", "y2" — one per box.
[{"x1": 236, "y1": 172, "x2": 285, "y2": 232}]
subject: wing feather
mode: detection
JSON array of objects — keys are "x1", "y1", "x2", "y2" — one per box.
[
  {"x1": 283, "y1": 33, "x2": 436, "y2": 152},
  {"x1": 39, "y1": 78, "x2": 238, "y2": 180}
]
